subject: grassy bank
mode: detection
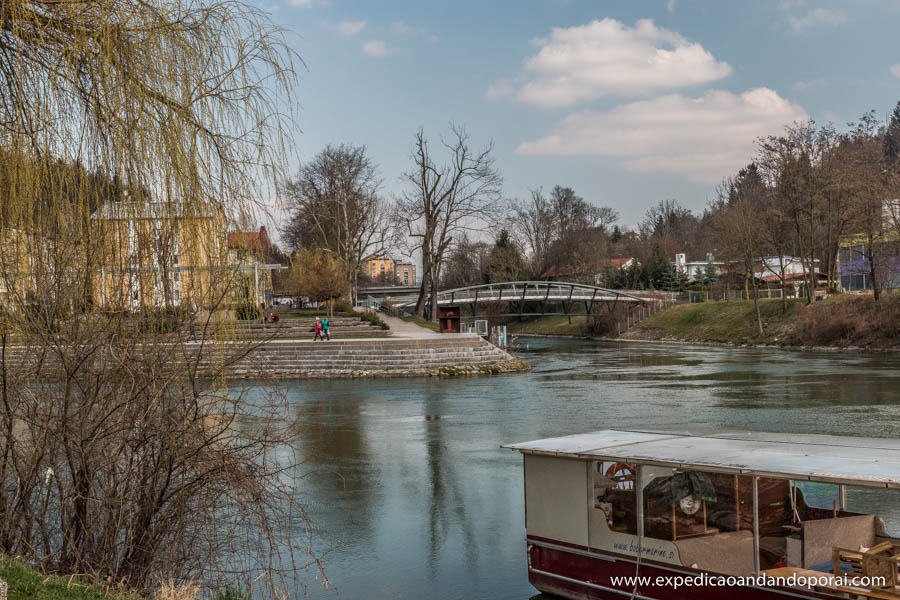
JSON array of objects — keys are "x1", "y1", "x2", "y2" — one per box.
[
  {"x1": 625, "y1": 293, "x2": 900, "y2": 348},
  {"x1": 505, "y1": 315, "x2": 591, "y2": 337},
  {"x1": 0, "y1": 555, "x2": 137, "y2": 600},
  {"x1": 398, "y1": 314, "x2": 440, "y2": 332},
  {"x1": 0, "y1": 555, "x2": 244, "y2": 600},
  {"x1": 625, "y1": 299, "x2": 805, "y2": 345}
]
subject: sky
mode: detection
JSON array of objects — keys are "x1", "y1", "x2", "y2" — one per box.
[{"x1": 262, "y1": 0, "x2": 900, "y2": 236}]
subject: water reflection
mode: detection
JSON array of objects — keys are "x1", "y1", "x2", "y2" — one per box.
[{"x1": 247, "y1": 338, "x2": 900, "y2": 599}]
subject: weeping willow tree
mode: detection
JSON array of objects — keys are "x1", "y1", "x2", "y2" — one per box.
[{"x1": 0, "y1": 1, "x2": 321, "y2": 597}]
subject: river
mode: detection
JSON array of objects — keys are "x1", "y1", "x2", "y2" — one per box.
[{"x1": 243, "y1": 338, "x2": 900, "y2": 599}]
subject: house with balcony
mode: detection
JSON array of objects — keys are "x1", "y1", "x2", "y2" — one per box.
[{"x1": 674, "y1": 253, "x2": 727, "y2": 282}]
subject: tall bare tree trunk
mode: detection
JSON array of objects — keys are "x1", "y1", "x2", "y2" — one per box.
[
  {"x1": 752, "y1": 272, "x2": 763, "y2": 335},
  {"x1": 414, "y1": 252, "x2": 431, "y2": 317},
  {"x1": 868, "y1": 235, "x2": 881, "y2": 302},
  {"x1": 779, "y1": 258, "x2": 787, "y2": 314},
  {"x1": 429, "y1": 269, "x2": 439, "y2": 323}
]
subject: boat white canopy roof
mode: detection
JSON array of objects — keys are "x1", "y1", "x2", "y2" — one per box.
[{"x1": 503, "y1": 429, "x2": 900, "y2": 489}]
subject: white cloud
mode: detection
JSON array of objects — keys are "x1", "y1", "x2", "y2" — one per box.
[
  {"x1": 390, "y1": 21, "x2": 438, "y2": 42},
  {"x1": 791, "y1": 78, "x2": 824, "y2": 91},
  {"x1": 891, "y1": 64, "x2": 900, "y2": 79},
  {"x1": 487, "y1": 18, "x2": 731, "y2": 108},
  {"x1": 390, "y1": 21, "x2": 411, "y2": 35},
  {"x1": 778, "y1": 0, "x2": 806, "y2": 10},
  {"x1": 788, "y1": 9, "x2": 846, "y2": 32},
  {"x1": 362, "y1": 39, "x2": 393, "y2": 58},
  {"x1": 287, "y1": 0, "x2": 317, "y2": 6},
  {"x1": 516, "y1": 88, "x2": 808, "y2": 183},
  {"x1": 666, "y1": 0, "x2": 676, "y2": 14},
  {"x1": 337, "y1": 19, "x2": 366, "y2": 36}
]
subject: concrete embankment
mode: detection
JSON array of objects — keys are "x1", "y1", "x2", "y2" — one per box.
[
  {"x1": 0, "y1": 313, "x2": 529, "y2": 379},
  {"x1": 218, "y1": 335, "x2": 529, "y2": 378}
]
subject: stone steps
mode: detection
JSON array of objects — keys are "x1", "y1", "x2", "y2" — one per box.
[{"x1": 0, "y1": 335, "x2": 527, "y2": 379}]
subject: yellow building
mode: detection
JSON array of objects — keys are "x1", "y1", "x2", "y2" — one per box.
[
  {"x1": 92, "y1": 202, "x2": 227, "y2": 309},
  {"x1": 395, "y1": 262, "x2": 416, "y2": 286},
  {"x1": 363, "y1": 257, "x2": 395, "y2": 283},
  {"x1": 0, "y1": 228, "x2": 37, "y2": 307}
]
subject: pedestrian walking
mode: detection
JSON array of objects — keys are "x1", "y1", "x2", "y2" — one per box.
[
  {"x1": 313, "y1": 317, "x2": 324, "y2": 341},
  {"x1": 322, "y1": 317, "x2": 330, "y2": 341},
  {"x1": 188, "y1": 308, "x2": 198, "y2": 341}
]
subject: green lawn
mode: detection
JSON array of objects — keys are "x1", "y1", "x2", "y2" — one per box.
[
  {"x1": 0, "y1": 555, "x2": 139, "y2": 600},
  {"x1": 504, "y1": 315, "x2": 590, "y2": 337},
  {"x1": 0, "y1": 555, "x2": 246, "y2": 600},
  {"x1": 629, "y1": 298, "x2": 805, "y2": 344},
  {"x1": 399, "y1": 314, "x2": 440, "y2": 332}
]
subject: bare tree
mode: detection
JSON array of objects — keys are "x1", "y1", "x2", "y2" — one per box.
[
  {"x1": 0, "y1": 0, "x2": 320, "y2": 596},
  {"x1": 281, "y1": 144, "x2": 394, "y2": 288},
  {"x1": 757, "y1": 121, "x2": 834, "y2": 304},
  {"x1": 399, "y1": 125, "x2": 503, "y2": 319},
  {"x1": 510, "y1": 189, "x2": 555, "y2": 273},
  {"x1": 639, "y1": 199, "x2": 703, "y2": 260},
  {"x1": 757, "y1": 192, "x2": 796, "y2": 313},
  {"x1": 713, "y1": 165, "x2": 767, "y2": 334},
  {"x1": 509, "y1": 186, "x2": 617, "y2": 279},
  {"x1": 841, "y1": 113, "x2": 892, "y2": 301}
]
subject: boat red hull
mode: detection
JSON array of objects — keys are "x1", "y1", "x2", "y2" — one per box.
[{"x1": 527, "y1": 537, "x2": 834, "y2": 600}]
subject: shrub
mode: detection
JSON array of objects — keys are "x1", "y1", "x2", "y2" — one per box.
[
  {"x1": 357, "y1": 310, "x2": 389, "y2": 330},
  {"x1": 138, "y1": 306, "x2": 188, "y2": 334},
  {"x1": 235, "y1": 303, "x2": 261, "y2": 320}
]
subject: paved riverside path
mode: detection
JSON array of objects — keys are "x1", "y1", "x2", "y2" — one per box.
[{"x1": 377, "y1": 314, "x2": 442, "y2": 338}]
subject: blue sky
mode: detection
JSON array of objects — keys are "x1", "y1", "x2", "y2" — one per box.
[{"x1": 267, "y1": 0, "x2": 900, "y2": 232}]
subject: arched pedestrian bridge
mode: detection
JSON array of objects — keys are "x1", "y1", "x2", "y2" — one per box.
[{"x1": 396, "y1": 281, "x2": 649, "y2": 318}]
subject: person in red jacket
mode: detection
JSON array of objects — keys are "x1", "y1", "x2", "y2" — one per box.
[{"x1": 313, "y1": 317, "x2": 324, "y2": 341}]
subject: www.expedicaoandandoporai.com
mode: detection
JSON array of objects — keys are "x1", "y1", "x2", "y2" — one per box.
[{"x1": 609, "y1": 572, "x2": 886, "y2": 590}]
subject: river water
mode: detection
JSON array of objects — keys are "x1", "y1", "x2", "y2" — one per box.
[{"x1": 246, "y1": 338, "x2": 900, "y2": 599}]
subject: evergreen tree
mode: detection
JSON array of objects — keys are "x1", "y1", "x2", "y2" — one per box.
[
  {"x1": 645, "y1": 245, "x2": 671, "y2": 289},
  {"x1": 885, "y1": 101, "x2": 900, "y2": 164},
  {"x1": 611, "y1": 224, "x2": 623, "y2": 244},
  {"x1": 658, "y1": 263, "x2": 679, "y2": 291},
  {"x1": 699, "y1": 262, "x2": 719, "y2": 285}
]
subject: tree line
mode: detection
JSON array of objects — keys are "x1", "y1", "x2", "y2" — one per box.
[{"x1": 281, "y1": 103, "x2": 900, "y2": 320}]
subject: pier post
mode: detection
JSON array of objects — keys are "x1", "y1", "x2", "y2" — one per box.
[{"x1": 752, "y1": 476, "x2": 760, "y2": 574}]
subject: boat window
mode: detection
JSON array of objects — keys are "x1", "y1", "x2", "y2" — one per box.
[
  {"x1": 643, "y1": 470, "x2": 748, "y2": 543},
  {"x1": 593, "y1": 461, "x2": 637, "y2": 535},
  {"x1": 839, "y1": 486, "x2": 900, "y2": 537},
  {"x1": 794, "y1": 481, "x2": 840, "y2": 511}
]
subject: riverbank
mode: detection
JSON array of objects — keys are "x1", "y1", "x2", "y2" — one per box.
[
  {"x1": 623, "y1": 294, "x2": 900, "y2": 350},
  {"x1": 222, "y1": 336, "x2": 530, "y2": 378},
  {"x1": 0, "y1": 554, "x2": 243, "y2": 600},
  {"x1": 505, "y1": 315, "x2": 591, "y2": 337},
  {"x1": 1, "y1": 554, "x2": 134, "y2": 600}
]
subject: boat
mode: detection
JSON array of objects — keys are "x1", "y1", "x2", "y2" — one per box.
[{"x1": 503, "y1": 429, "x2": 900, "y2": 599}]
